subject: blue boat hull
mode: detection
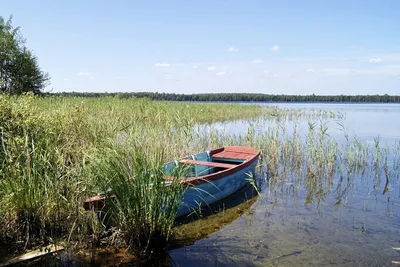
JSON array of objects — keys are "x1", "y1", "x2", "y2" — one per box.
[{"x1": 176, "y1": 158, "x2": 258, "y2": 217}]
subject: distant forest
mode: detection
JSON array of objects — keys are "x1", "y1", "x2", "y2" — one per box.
[{"x1": 48, "y1": 92, "x2": 400, "y2": 103}]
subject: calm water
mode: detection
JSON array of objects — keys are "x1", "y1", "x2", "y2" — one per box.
[
  {"x1": 169, "y1": 103, "x2": 400, "y2": 267},
  {"x1": 261, "y1": 103, "x2": 400, "y2": 142},
  {"x1": 199, "y1": 103, "x2": 400, "y2": 144}
]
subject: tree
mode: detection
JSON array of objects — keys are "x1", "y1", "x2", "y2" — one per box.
[{"x1": 0, "y1": 15, "x2": 50, "y2": 94}]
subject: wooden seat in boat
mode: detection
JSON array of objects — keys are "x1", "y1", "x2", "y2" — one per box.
[{"x1": 179, "y1": 159, "x2": 236, "y2": 169}]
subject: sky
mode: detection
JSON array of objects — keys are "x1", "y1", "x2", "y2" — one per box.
[{"x1": 1, "y1": 0, "x2": 400, "y2": 95}]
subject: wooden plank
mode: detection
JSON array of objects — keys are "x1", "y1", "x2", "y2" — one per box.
[
  {"x1": 212, "y1": 151, "x2": 235, "y2": 159},
  {"x1": 212, "y1": 151, "x2": 250, "y2": 160},
  {"x1": 0, "y1": 244, "x2": 64, "y2": 267},
  {"x1": 179, "y1": 159, "x2": 236, "y2": 169}
]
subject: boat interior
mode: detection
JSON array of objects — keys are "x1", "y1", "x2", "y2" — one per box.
[{"x1": 163, "y1": 148, "x2": 252, "y2": 178}]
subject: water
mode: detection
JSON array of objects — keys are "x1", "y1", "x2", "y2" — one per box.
[
  {"x1": 198, "y1": 103, "x2": 400, "y2": 145},
  {"x1": 260, "y1": 103, "x2": 400, "y2": 142},
  {"x1": 170, "y1": 178, "x2": 400, "y2": 266},
  {"x1": 169, "y1": 103, "x2": 400, "y2": 266}
]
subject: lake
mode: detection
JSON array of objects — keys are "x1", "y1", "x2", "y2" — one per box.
[
  {"x1": 198, "y1": 103, "x2": 400, "y2": 144},
  {"x1": 169, "y1": 103, "x2": 400, "y2": 267}
]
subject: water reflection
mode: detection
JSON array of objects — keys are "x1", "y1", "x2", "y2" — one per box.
[
  {"x1": 172, "y1": 183, "x2": 261, "y2": 249},
  {"x1": 12, "y1": 181, "x2": 262, "y2": 267}
]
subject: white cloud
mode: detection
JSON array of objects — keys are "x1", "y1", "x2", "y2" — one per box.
[
  {"x1": 263, "y1": 70, "x2": 269, "y2": 74},
  {"x1": 208, "y1": 66, "x2": 216, "y2": 71},
  {"x1": 63, "y1": 78, "x2": 69, "y2": 81},
  {"x1": 270, "y1": 45, "x2": 280, "y2": 52},
  {"x1": 369, "y1": 58, "x2": 382, "y2": 63},
  {"x1": 192, "y1": 65, "x2": 197, "y2": 69},
  {"x1": 78, "y1": 72, "x2": 94, "y2": 76},
  {"x1": 115, "y1": 76, "x2": 129, "y2": 80},
  {"x1": 252, "y1": 59, "x2": 263, "y2": 64},
  {"x1": 155, "y1": 63, "x2": 171, "y2": 67},
  {"x1": 216, "y1": 72, "x2": 227, "y2": 76},
  {"x1": 227, "y1": 47, "x2": 239, "y2": 52},
  {"x1": 164, "y1": 74, "x2": 172, "y2": 80},
  {"x1": 89, "y1": 76, "x2": 95, "y2": 80},
  {"x1": 306, "y1": 68, "x2": 316, "y2": 73},
  {"x1": 272, "y1": 73, "x2": 279, "y2": 78}
]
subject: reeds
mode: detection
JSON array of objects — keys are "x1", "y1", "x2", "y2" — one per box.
[
  {"x1": 0, "y1": 94, "x2": 264, "y2": 257},
  {"x1": 1, "y1": 94, "x2": 399, "y2": 261},
  {"x1": 86, "y1": 144, "x2": 187, "y2": 258},
  {"x1": 0, "y1": 94, "x2": 91, "y2": 251}
]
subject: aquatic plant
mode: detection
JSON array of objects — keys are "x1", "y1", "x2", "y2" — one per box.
[{"x1": 87, "y1": 144, "x2": 187, "y2": 258}]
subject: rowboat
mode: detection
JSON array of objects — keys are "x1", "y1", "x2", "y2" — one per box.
[
  {"x1": 84, "y1": 146, "x2": 260, "y2": 218},
  {"x1": 171, "y1": 146, "x2": 260, "y2": 217}
]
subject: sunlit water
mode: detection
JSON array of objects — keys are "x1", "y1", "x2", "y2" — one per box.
[{"x1": 198, "y1": 103, "x2": 400, "y2": 145}]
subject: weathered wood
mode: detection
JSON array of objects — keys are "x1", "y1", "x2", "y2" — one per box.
[
  {"x1": 179, "y1": 159, "x2": 236, "y2": 169},
  {"x1": 211, "y1": 146, "x2": 255, "y2": 161},
  {"x1": 0, "y1": 244, "x2": 64, "y2": 267}
]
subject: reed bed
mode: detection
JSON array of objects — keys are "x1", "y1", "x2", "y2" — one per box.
[
  {"x1": 0, "y1": 94, "x2": 267, "y2": 258},
  {"x1": 86, "y1": 144, "x2": 188, "y2": 258},
  {"x1": 199, "y1": 117, "x2": 400, "y2": 212},
  {"x1": 1, "y1": 94, "x2": 398, "y2": 261}
]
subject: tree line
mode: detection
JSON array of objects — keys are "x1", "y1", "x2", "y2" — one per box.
[
  {"x1": 49, "y1": 92, "x2": 400, "y2": 103},
  {"x1": 0, "y1": 16, "x2": 49, "y2": 94}
]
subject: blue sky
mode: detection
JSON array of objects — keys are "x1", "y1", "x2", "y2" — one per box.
[{"x1": 2, "y1": 0, "x2": 400, "y2": 95}]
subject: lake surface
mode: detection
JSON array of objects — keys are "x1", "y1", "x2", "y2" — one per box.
[
  {"x1": 169, "y1": 103, "x2": 400, "y2": 267},
  {"x1": 199, "y1": 103, "x2": 400, "y2": 144},
  {"x1": 262, "y1": 103, "x2": 400, "y2": 142}
]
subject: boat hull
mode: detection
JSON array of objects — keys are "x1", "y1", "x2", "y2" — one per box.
[
  {"x1": 83, "y1": 146, "x2": 261, "y2": 220},
  {"x1": 176, "y1": 157, "x2": 258, "y2": 217}
]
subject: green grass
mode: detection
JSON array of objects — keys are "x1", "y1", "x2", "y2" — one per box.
[
  {"x1": 87, "y1": 144, "x2": 187, "y2": 258},
  {"x1": 1, "y1": 94, "x2": 398, "y2": 261},
  {"x1": 0, "y1": 94, "x2": 266, "y2": 258}
]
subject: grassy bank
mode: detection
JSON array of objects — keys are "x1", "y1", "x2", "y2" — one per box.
[{"x1": 0, "y1": 94, "x2": 266, "y2": 259}]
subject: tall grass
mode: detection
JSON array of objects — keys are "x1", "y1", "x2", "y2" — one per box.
[
  {"x1": 86, "y1": 144, "x2": 187, "y2": 258},
  {"x1": 0, "y1": 94, "x2": 92, "y2": 251},
  {"x1": 0, "y1": 94, "x2": 265, "y2": 258},
  {"x1": 2, "y1": 94, "x2": 398, "y2": 262}
]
